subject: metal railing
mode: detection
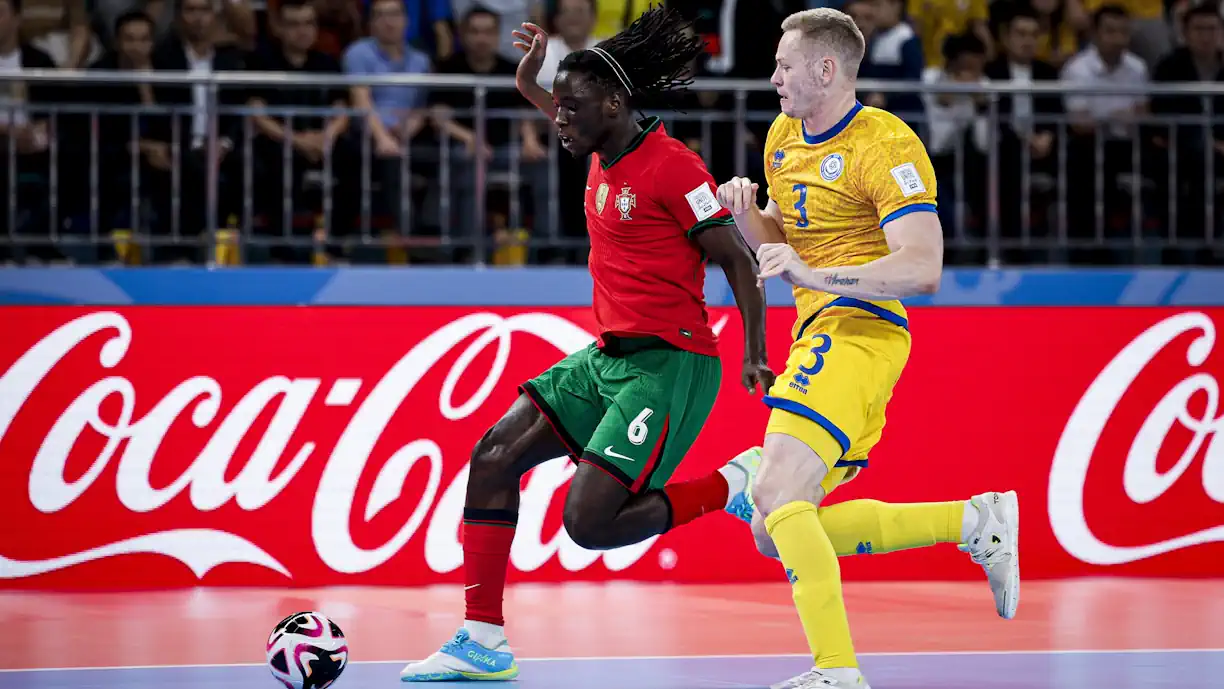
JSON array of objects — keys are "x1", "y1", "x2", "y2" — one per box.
[{"x1": 0, "y1": 69, "x2": 1221, "y2": 266}]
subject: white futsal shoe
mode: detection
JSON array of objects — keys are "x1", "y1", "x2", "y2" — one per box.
[
  {"x1": 960, "y1": 490, "x2": 1021, "y2": 620},
  {"x1": 770, "y1": 666, "x2": 871, "y2": 689}
]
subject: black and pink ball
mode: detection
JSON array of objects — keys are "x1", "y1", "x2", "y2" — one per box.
[{"x1": 265, "y1": 612, "x2": 349, "y2": 689}]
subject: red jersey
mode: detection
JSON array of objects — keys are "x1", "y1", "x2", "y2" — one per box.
[{"x1": 585, "y1": 118, "x2": 735, "y2": 357}]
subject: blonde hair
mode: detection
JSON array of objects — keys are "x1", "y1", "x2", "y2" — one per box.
[{"x1": 780, "y1": 8, "x2": 866, "y2": 78}]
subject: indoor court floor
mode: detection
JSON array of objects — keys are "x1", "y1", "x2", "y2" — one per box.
[{"x1": 1, "y1": 579, "x2": 1220, "y2": 689}]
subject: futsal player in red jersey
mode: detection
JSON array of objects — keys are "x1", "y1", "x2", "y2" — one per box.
[{"x1": 400, "y1": 7, "x2": 772, "y2": 682}]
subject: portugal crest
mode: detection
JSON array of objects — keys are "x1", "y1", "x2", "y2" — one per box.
[
  {"x1": 614, "y1": 185, "x2": 636, "y2": 220},
  {"x1": 595, "y1": 183, "x2": 610, "y2": 214}
]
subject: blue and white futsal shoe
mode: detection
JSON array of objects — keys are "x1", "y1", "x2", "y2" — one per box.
[
  {"x1": 723, "y1": 446, "x2": 763, "y2": 524},
  {"x1": 399, "y1": 629, "x2": 519, "y2": 682}
]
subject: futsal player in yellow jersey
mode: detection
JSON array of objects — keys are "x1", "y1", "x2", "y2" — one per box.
[{"x1": 712, "y1": 9, "x2": 1020, "y2": 689}]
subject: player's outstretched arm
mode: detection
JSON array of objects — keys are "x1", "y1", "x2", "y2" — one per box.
[
  {"x1": 511, "y1": 23, "x2": 557, "y2": 120},
  {"x1": 695, "y1": 224, "x2": 774, "y2": 394},
  {"x1": 716, "y1": 177, "x2": 786, "y2": 252},
  {"x1": 757, "y1": 211, "x2": 944, "y2": 300}
]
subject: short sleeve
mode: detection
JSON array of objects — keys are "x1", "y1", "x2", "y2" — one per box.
[
  {"x1": 858, "y1": 132, "x2": 939, "y2": 227},
  {"x1": 654, "y1": 148, "x2": 734, "y2": 238}
]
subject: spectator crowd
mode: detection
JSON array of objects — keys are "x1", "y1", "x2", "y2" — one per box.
[{"x1": 0, "y1": 0, "x2": 1221, "y2": 266}]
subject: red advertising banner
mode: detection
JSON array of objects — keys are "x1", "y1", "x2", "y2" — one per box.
[{"x1": 0, "y1": 306, "x2": 1221, "y2": 590}]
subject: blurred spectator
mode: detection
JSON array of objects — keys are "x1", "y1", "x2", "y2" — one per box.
[
  {"x1": 92, "y1": 0, "x2": 257, "y2": 52},
  {"x1": 267, "y1": 0, "x2": 364, "y2": 60},
  {"x1": 19, "y1": 0, "x2": 94, "y2": 67},
  {"x1": 922, "y1": 33, "x2": 990, "y2": 242},
  {"x1": 704, "y1": 0, "x2": 796, "y2": 163},
  {"x1": 986, "y1": 2, "x2": 1064, "y2": 253},
  {"x1": 1021, "y1": 0, "x2": 1085, "y2": 69},
  {"x1": 908, "y1": 0, "x2": 993, "y2": 67},
  {"x1": 588, "y1": 0, "x2": 650, "y2": 39},
  {"x1": 145, "y1": 0, "x2": 248, "y2": 262},
  {"x1": 534, "y1": 0, "x2": 596, "y2": 91},
  {"x1": 842, "y1": 0, "x2": 875, "y2": 36},
  {"x1": 249, "y1": 0, "x2": 357, "y2": 262},
  {"x1": 343, "y1": 0, "x2": 433, "y2": 236},
  {"x1": 0, "y1": 0, "x2": 59, "y2": 263},
  {"x1": 857, "y1": 0, "x2": 926, "y2": 130},
  {"x1": 1082, "y1": 0, "x2": 1172, "y2": 65},
  {"x1": 1062, "y1": 4, "x2": 1149, "y2": 254},
  {"x1": 1149, "y1": 2, "x2": 1223, "y2": 240},
  {"x1": 76, "y1": 10, "x2": 160, "y2": 244},
  {"x1": 354, "y1": 0, "x2": 454, "y2": 60},
  {"x1": 432, "y1": 4, "x2": 552, "y2": 257},
  {"x1": 450, "y1": 0, "x2": 540, "y2": 62}
]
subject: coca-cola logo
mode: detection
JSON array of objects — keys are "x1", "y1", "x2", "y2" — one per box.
[
  {"x1": 1049, "y1": 311, "x2": 1224, "y2": 565},
  {"x1": 0, "y1": 311, "x2": 728, "y2": 581}
]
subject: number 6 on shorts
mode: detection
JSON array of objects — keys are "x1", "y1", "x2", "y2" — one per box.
[{"x1": 627, "y1": 407, "x2": 653, "y2": 446}]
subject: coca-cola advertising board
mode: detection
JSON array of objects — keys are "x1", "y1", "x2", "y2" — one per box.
[{"x1": 1, "y1": 306, "x2": 1221, "y2": 590}]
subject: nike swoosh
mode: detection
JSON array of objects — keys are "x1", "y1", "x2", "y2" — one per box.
[
  {"x1": 464, "y1": 584, "x2": 480, "y2": 590},
  {"x1": 603, "y1": 446, "x2": 636, "y2": 462}
]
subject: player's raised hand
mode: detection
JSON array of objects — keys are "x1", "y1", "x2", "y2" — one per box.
[
  {"x1": 716, "y1": 177, "x2": 759, "y2": 216},
  {"x1": 511, "y1": 23, "x2": 548, "y2": 84},
  {"x1": 756, "y1": 243, "x2": 814, "y2": 288}
]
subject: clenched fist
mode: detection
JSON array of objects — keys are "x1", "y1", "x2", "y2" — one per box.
[{"x1": 716, "y1": 176, "x2": 759, "y2": 216}]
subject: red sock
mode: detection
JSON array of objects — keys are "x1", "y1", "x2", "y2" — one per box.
[
  {"x1": 462, "y1": 509, "x2": 517, "y2": 627},
  {"x1": 663, "y1": 472, "x2": 730, "y2": 529}
]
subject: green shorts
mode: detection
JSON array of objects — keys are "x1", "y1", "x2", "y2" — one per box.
[{"x1": 519, "y1": 336, "x2": 722, "y2": 493}]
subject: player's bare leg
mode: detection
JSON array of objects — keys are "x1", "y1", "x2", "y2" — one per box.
[
  {"x1": 562, "y1": 459, "x2": 750, "y2": 551},
  {"x1": 750, "y1": 433, "x2": 868, "y2": 689},
  {"x1": 725, "y1": 448, "x2": 1020, "y2": 620},
  {"x1": 400, "y1": 395, "x2": 566, "y2": 682}
]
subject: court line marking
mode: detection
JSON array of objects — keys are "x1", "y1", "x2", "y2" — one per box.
[{"x1": 2, "y1": 648, "x2": 1221, "y2": 674}]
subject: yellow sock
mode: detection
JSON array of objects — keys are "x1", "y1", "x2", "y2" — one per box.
[
  {"x1": 817, "y1": 499, "x2": 965, "y2": 557},
  {"x1": 765, "y1": 501, "x2": 857, "y2": 670}
]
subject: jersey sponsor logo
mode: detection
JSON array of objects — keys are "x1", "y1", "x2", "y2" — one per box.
[
  {"x1": 603, "y1": 446, "x2": 636, "y2": 462},
  {"x1": 595, "y1": 183, "x2": 610, "y2": 213},
  {"x1": 890, "y1": 162, "x2": 926, "y2": 197},
  {"x1": 615, "y1": 186, "x2": 637, "y2": 221},
  {"x1": 820, "y1": 153, "x2": 845, "y2": 182},
  {"x1": 684, "y1": 183, "x2": 720, "y2": 222}
]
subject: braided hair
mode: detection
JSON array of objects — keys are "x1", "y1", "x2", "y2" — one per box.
[{"x1": 557, "y1": 5, "x2": 705, "y2": 112}]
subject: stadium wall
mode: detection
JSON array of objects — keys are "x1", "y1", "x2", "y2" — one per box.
[{"x1": 1, "y1": 267, "x2": 1222, "y2": 589}]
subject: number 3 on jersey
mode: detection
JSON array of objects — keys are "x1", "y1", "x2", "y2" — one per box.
[
  {"x1": 797, "y1": 335, "x2": 832, "y2": 376},
  {"x1": 792, "y1": 183, "x2": 809, "y2": 228}
]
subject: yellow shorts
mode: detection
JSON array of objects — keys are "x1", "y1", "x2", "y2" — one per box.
[{"x1": 763, "y1": 301, "x2": 912, "y2": 494}]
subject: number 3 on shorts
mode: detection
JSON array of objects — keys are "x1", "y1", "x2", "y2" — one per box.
[
  {"x1": 798, "y1": 334, "x2": 833, "y2": 376},
  {"x1": 628, "y1": 407, "x2": 654, "y2": 446}
]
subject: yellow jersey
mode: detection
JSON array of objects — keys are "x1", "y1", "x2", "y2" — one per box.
[
  {"x1": 907, "y1": 0, "x2": 989, "y2": 67},
  {"x1": 762, "y1": 102, "x2": 938, "y2": 337}
]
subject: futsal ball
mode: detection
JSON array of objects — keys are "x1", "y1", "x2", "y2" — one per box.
[{"x1": 266, "y1": 611, "x2": 350, "y2": 689}]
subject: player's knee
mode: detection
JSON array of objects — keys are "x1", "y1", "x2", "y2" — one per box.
[
  {"x1": 469, "y1": 426, "x2": 519, "y2": 481},
  {"x1": 561, "y1": 504, "x2": 608, "y2": 550},
  {"x1": 752, "y1": 438, "x2": 830, "y2": 517}
]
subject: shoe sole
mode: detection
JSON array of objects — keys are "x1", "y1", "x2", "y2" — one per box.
[
  {"x1": 1000, "y1": 490, "x2": 1020, "y2": 620},
  {"x1": 400, "y1": 666, "x2": 519, "y2": 682}
]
